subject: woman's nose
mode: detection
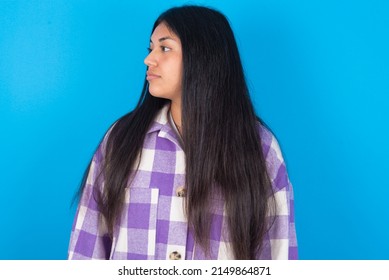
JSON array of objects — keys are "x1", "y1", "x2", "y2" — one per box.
[{"x1": 144, "y1": 52, "x2": 157, "y2": 67}]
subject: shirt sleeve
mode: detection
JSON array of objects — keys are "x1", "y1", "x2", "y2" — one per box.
[
  {"x1": 261, "y1": 129, "x2": 298, "y2": 260},
  {"x1": 68, "y1": 142, "x2": 112, "y2": 260}
]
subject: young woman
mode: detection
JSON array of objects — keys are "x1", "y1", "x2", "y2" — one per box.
[{"x1": 68, "y1": 5, "x2": 297, "y2": 260}]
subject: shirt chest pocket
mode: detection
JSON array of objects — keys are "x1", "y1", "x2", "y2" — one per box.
[{"x1": 111, "y1": 188, "x2": 159, "y2": 260}]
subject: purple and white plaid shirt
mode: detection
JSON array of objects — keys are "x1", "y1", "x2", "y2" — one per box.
[{"x1": 68, "y1": 104, "x2": 298, "y2": 260}]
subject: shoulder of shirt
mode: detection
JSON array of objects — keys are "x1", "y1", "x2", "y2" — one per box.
[
  {"x1": 99, "y1": 109, "x2": 282, "y2": 161},
  {"x1": 256, "y1": 122, "x2": 273, "y2": 146},
  {"x1": 256, "y1": 121, "x2": 286, "y2": 166},
  {"x1": 256, "y1": 121, "x2": 280, "y2": 149},
  {"x1": 99, "y1": 104, "x2": 171, "y2": 147},
  {"x1": 256, "y1": 122, "x2": 293, "y2": 195}
]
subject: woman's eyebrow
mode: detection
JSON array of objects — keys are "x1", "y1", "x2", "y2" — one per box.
[{"x1": 150, "y1": 36, "x2": 175, "y2": 44}]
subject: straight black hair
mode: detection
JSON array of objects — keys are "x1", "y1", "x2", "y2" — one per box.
[{"x1": 80, "y1": 5, "x2": 275, "y2": 259}]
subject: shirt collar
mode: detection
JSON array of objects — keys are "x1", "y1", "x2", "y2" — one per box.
[{"x1": 146, "y1": 103, "x2": 183, "y2": 150}]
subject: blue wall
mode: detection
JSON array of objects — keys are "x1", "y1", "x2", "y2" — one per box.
[{"x1": 1, "y1": 0, "x2": 388, "y2": 259}]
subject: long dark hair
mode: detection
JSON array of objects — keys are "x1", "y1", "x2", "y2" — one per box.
[{"x1": 82, "y1": 5, "x2": 275, "y2": 259}]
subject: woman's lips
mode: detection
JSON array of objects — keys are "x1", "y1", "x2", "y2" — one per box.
[{"x1": 146, "y1": 72, "x2": 161, "y2": 81}]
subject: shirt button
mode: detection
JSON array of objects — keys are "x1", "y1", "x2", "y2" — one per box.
[
  {"x1": 169, "y1": 251, "x2": 182, "y2": 260},
  {"x1": 176, "y1": 186, "x2": 186, "y2": 197}
]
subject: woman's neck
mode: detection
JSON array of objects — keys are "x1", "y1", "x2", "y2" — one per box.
[{"x1": 170, "y1": 100, "x2": 182, "y2": 134}]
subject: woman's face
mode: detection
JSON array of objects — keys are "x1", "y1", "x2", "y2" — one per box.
[{"x1": 144, "y1": 22, "x2": 183, "y2": 103}]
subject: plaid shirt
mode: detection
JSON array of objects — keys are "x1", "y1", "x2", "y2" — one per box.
[{"x1": 68, "y1": 105, "x2": 298, "y2": 260}]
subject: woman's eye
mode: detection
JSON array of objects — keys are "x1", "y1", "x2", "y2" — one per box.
[
  {"x1": 161, "y1": 46, "x2": 171, "y2": 52},
  {"x1": 147, "y1": 46, "x2": 171, "y2": 53}
]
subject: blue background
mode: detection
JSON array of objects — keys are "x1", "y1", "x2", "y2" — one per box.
[{"x1": 1, "y1": 0, "x2": 388, "y2": 260}]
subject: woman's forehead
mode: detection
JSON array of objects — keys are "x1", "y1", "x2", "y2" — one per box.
[{"x1": 150, "y1": 22, "x2": 179, "y2": 43}]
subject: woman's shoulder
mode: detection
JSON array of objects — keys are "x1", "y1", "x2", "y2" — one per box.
[
  {"x1": 256, "y1": 121, "x2": 291, "y2": 191},
  {"x1": 256, "y1": 121, "x2": 282, "y2": 158},
  {"x1": 257, "y1": 122, "x2": 274, "y2": 148}
]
